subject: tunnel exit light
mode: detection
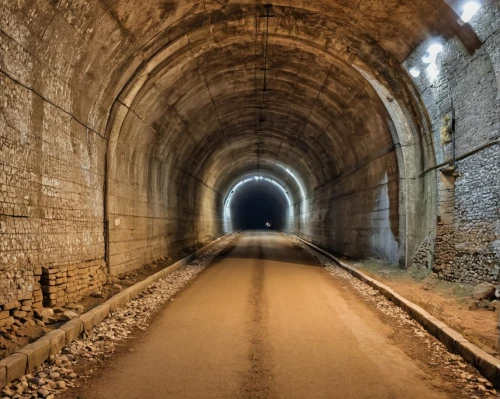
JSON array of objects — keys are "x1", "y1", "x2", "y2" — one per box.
[
  {"x1": 223, "y1": 174, "x2": 295, "y2": 233},
  {"x1": 461, "y1": 2, "x2": 481, "y2": 22}
]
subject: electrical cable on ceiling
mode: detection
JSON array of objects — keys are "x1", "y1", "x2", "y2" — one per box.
[{"x1": 256, "y1": 4, "x2": 273, "y2": 180}]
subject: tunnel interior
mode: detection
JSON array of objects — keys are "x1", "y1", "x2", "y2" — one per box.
[{"x1": 1, "y1": 0, "x2": 499, "y2": 316}]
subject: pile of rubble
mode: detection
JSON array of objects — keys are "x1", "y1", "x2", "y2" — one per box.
[
  {"x1": 1, "y1": 235, "x2": 235, "y2": 399},
  {"x1": 291, "y1": 237, "x2": 498, "y2": 399},
  {"x1": 469, "y1": 283, "x2": 500, "y2": 311}
]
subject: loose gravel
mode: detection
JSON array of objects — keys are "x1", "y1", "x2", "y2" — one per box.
[
  {"x1": 289, "y1": 235, "x2": 498, "y2": 399},
  {"x1": 1, "y1": 234, "x2": 236, "y2": 399}
]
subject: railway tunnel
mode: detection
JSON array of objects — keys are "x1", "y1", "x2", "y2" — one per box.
[{"x1": 0, "y1": 0, "x2": 499, "y2": 398}]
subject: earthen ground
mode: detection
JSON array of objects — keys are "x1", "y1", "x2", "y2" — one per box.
[{"x1": 352, "y1": 259, "x2": 498, "y2": 353}]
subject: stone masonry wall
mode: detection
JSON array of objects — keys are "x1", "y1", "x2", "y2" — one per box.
[
  {"x1": 40, "y1": 260, "x2": 107, "y2": 308},
  {"x1": 436, "y1": 145, "x2": 500, "y2": 285},
  {"x1": 404, "y1": 0, "x2": 500, "y2": 284},
  {"x1": 0, "y1": 1, "x2": 108, "y2": 326}
]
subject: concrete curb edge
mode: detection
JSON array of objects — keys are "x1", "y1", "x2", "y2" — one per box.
[
  {"x1": 0, "y1": 231, "x2": 239, "y2": 390},
  {"x1": 291, "y1": 234, "x2": 500, "y2": 387}
]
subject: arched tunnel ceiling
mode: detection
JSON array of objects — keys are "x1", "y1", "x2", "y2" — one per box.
[
  {"x1": 4, "y1": 0, "x2": 478, "y2": 198},
  {"x1": 109, "y1": 0, "x2": 476, "y2": 197},
  {"x1": 225, "y1": 172, "x2": 295, "y2": 207}
]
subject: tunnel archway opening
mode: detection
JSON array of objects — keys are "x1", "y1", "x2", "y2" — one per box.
[
  {"x1": 223, "y1": 175, "x2": 295, "y2": 233},
  {"x1": 232, "y1": 191, "x2": 286, "y2": 231}
]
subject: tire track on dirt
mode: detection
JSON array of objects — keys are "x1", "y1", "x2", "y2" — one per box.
[{"x1": 241, "y1": 237, "x2": 274, "y2": 399}]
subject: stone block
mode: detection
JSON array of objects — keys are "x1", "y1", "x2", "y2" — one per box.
[
  {"x1": 17, "y1": 339, "x2": 51, "y2": 372},
  {"x1": 18, "y1": 292, "x2": 32, "y2": 301},
  {"x1": 89, "y1": 304, "x2": 110, "y2": 326},
  {"x1": 0, "y1": 317, "x2": 15, "y2": 328},
  {"x1": 437, "y1": 327, "x2": 466, "y2": 353},
  {"x1": 42, "y1": 286, "x2": 58, "y2": 294},
  {"x1": 107, "y1": 291, "x2": 130, "y2": 312},
  {"x1": 0, "y1": 364, "x2": 6, "y2": 390},
  {"x1": 421, "y1": 315, "x2": 447, "y2": 337},
  {"x1": 122, "y1": 286, "x2": 139, "y2": 301},
  {"x1": 12, "y1": 310, "x2": 27, "y2": 318},
  {"x1": 42, "y1": 267, "x2": 57, "y2": 274},
  {"x1": 136, "y1": 280, "x2": 150, "y2": 293},
  {"x1": 144, "y1": 276, "x2": 157, "y2": 286},
  {"x1": 59, "y1": 318, "x2": 83, "y2": 345},
  {"x1": 0, "y1": 353, "x2": 27, "y2": 382},
  {"x1": 2, "y1": 301, "x2": 20, "y2": 311},
  {"x1": 39, "y1": 330, "x2": 66, "y2": 356},
  {"x1": 457, "y1": 341, "x2": 481, "y2": 365},
  {"x1": 476, "y1": 352, "x2": 500, "y2": 383},
  {"x1": 32, "y1": 301, "x2": 43, "y2": 309},
  {"x1": 0, "y1": 311, "x2": 9, "y2": 320},
  {"x1": 80, "y1": 312, "x2": 94, "y2": 331}
]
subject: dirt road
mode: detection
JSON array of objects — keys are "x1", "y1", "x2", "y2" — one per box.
[{"x1": 74, "y1": 231, "x2": 453, "y2": 398}]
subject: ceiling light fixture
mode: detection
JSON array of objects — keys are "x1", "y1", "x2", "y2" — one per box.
[
  {"x1": 461, "y1": 1, "x2": 481, "y2": 22},
  {"x1": 409, "y1": 68, "x2": 421, "y2": 78}
]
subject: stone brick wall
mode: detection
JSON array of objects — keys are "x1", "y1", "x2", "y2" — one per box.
[
  {"x1": 403, "y1": 0, "x2": 499, "y2": 283},
  {"x1": 107, "y1": 105, "x2": 224, "y2": 276},
  {"x1": 0, "y1": 71, "x2": 106, "y2": 322},
  {"x1": 0, "y1": 2, "x2": 108, "y2": 321},
  {"x1": 435, "y1": 145, "x2": 500, "y2": 284},
  {"x1": 40, "y1": 260, "x2": 107, "y2": 308}
]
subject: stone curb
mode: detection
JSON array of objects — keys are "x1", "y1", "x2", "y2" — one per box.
[
  {"x1": 0, "y1": 231, "x2": 238, "y2": 391},
  {"x1": 291, "y1": 234, "x2": 500, "y2": 387}
]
